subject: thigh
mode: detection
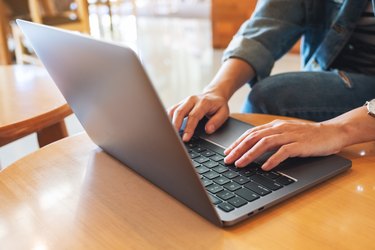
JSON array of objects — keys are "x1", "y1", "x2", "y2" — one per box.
[{"x1": 243, "y1": 71, "x2": 375, "y2": 121}]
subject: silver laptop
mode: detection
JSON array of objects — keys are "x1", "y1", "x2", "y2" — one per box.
[{"x1": 17, "y1": 20, "x2": 351, "y2": 227}]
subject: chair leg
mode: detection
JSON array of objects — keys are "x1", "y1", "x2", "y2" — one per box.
[
  {"x1": 11, "y1": 23, "x2": 26, "y2": 64},
  {"x1": 11, "y1": 23, "x2": 41, "y2": 65},
  {"x1": 37, "y1": 120, "x2": 69, "y2": 147},
  {"x1": 0, "y1": 6, "x2": 11, "y2": 65}
]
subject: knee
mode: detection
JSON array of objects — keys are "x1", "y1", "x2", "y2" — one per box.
[{"x1": 248, "y1": 74, "x2": 290, "y2": 114}]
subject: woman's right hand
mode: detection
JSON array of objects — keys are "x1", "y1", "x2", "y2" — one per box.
[
  {"x1": 168, "y1": 58, "x2": 256, "y2": 142},
  {"x1": 168, "y1": 90, "x2": 230, "y2": 142}
]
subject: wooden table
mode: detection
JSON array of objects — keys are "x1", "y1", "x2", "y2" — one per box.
[
  {"x1": 0, "y1": 65, "x2": 72, "y2": 147},
  {"x1": 0, "y1": 114, "x2": 374, "y2": 249}
]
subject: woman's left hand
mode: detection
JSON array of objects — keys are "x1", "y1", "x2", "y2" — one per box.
[{"x1": 223, "y1": 119, "x2": 348, "y2": 171}]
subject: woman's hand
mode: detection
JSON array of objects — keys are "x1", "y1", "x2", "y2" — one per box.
[
  {"x1": 168, "y1": 58, "x2": 256, "y2": 142},
  {"x1": 168, "y1": 91, "x2": 230, "y2": 142},
  {"x1": 224, "y1": 119, "x2": 349, "y2": 171}
]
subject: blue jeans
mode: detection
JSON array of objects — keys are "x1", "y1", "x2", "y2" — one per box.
[{"x1": 243, "y1": 71, "x2": 375, "y2": 122}]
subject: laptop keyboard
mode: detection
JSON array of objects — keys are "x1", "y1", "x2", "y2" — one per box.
[{"x1": 184, "y1": 136, "x2": 296, "y2": 213}]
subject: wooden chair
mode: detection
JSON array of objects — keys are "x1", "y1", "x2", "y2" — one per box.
[
  {"x1": 0, "y1": 65, "x2": 73, "y2": 148},
  {"x1": 11, "y1": 0, "x2": 90, "y2": 64},
  {"x1": 0, "y1": 0, "x2": 12, "y2": 65},
  {"x1": 0, "y1": 0, "x2": 31, "y2": 65},
  {"x1": 27, "y1": 0, "x2": 90, "y2": 33}
]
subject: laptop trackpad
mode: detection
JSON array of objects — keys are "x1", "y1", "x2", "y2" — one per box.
[{"x1": 194, "y1": 117, "x2": 254, "y2": 148}]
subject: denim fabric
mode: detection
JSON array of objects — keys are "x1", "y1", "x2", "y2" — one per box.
[
  {"x1": 242, "y1": 71, "x2": 375, "y2": 121},
  {"x1": 222, "y1": 0, "x2": 375, "y2": 121},
  {"x1": 222, "y1": 0, "x2": 371, "y2": 81}
]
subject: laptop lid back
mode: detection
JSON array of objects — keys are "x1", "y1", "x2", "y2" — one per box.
[{"x1": 17, "y1": 20, "x2": 222, "y2": 226}]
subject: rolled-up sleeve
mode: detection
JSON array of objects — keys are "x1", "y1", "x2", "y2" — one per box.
[{"x1": 222, "y1": 0, "x2": 306, "y2": 81}]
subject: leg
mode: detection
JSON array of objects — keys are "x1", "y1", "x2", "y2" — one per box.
[
  {"x1": 243, "y1": 71, "x2": 375, "y2": 122},
  {"x1": 37, "y1": 120, "x2": 68, "y2": 147}
]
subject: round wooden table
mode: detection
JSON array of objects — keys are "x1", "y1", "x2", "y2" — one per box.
[
  {"x1": 0, "y1": 114, "x2": 374, "y2": 249},
  {"x1": 0, "y1": 65, "x2": 72, "y2": 147}
]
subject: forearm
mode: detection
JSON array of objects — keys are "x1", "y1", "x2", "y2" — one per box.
[
  {"x1": 323, "y1": 106, "x2": 375, "y2": 147},
  {"x1": 222, "y1": 0, "x2": 305, "y2": 80},
  {"x1": 203, "y1": 58, "x2": 255, "y2": 101}
]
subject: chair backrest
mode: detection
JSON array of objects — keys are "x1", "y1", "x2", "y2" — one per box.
[
  {"x1": 9, "y1": 0, "x2": 90, "y2": 65},
  {"x1": 28, "y1": 0, "x2": 90, "y2": 33},
  {"x1": 3, "y1": 0, "x2": 30, "y2": 18}
]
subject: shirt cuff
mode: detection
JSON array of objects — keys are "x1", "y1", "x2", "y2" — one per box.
[{"x1": 222, "y1": 36, "x2": 275, "y2": 82}]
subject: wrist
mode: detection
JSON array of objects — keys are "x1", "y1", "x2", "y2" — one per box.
[
  {"x1": 203, "y1": 82, "x2": 233, "y2": 101},
  {"x1": 320, "y1": 121, "x2": 352, "y2": 149}
]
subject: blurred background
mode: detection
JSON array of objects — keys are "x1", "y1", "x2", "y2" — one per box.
[{"x1": 0, "y1": 0, "x2": 300, "y2": 168}]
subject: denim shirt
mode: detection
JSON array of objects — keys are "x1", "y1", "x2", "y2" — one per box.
[{"x1": 223, "y1": 0, "x2": 373, "y2": 81}]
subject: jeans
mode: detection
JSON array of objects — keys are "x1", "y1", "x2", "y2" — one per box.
[{"x1": 242, "y1": 71, "x2": 375, "y2": 122}]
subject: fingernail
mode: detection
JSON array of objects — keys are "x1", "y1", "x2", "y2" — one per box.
[
  {"x1": 261, "y1": 164, "x2": 270, "y2": 171},
  {"x1": 235, "y1": 160, "x2": 244, "y2": 168},
  {"x1": 206, "y1": 125, "x2": 215, "y2": 134},
  {"x1": 224, "y1": 156, "x2": 230, "y2": 164},
  {"x1": 182, "y1": 133, "x2": 190, "y2": 141},
  {"x1": 223, "y1": 148, "x2": 230, "y2": 155}
]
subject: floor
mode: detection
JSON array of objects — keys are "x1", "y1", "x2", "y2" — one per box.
[{"x1": 0, "y1": 2, "x2": 300, "y2": 169}]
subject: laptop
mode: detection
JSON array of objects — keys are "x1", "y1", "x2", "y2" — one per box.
[{"x1": 17, "y1": 20, "x2": 352, "y2": 227}]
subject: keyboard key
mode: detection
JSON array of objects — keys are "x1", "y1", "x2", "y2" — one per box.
[
  {"x1": 196, "y1": 166, "x2": 210, "y2": 174},
  {"x1": 212, "y1": 165, "x2": 228, "y2": 174},
  {"x1": 239, "y1": 169, "x2": 256, "y2": 177},
  {"x1": 275, "y1": 175, "x2": 295, "y2": 185},
  {"x1": 201, "y1": 178, "x2": 213, "y2": 187},
  {"x1": 250, "y1": 175, "x2": 283, "y2": 191},
  {"x1": 189, "y1": 152, "x2": 200, "y2": 159},
  {"x1": 203, "y1": 160, "x2": 219, "y2": 168},
  {"x1": 228, "y1": 196, "x2": 248, "y2": 208},
  {"x1": 216, "y1": 190, "x2": 235, "y2": 200},
  {"x1": 260, "y1": 171, "x2": 281, "y2": 180},
  {"x1": 200, "y1": 141, "x2": 226, "y2": 156},
  {"x1": 213, "y1": 176, "x2": 230, "y2": 185},
  {"x1": 210, "y1": 155, "x2": 224, "y2": 162},
  {"x1": 235, "y1": 188, "x2": 260, "y2": 202},
  {"x1": 208, "y1": 194, "x2": 222, "y2": 205},
  {"x1": 218, "y1": 160, "x2": 238, "y2": 169},
  {"x1": 203, "y1": 171, "x2": 220, "y2": 180},
  {"x1": 218, "y1": 160, "x2": 226, "y2": 166},
  {"x1": 201, "y1": 150, "x2": 215, "y2": 157},
  {"x1": 228, "y1": 166, "x2": 241, "y2": 172},
  {"x1": 191, "y1": 161, "x2": 201, "y2": 168},
  {"x1": 185, "y1": 142, "x2": 196, "y2": 149},
  {"x1": 206, "y1": 183, "x2": 224, "y2": 194},
  {"x1": 244, "y1": 181, "x2": 271, "y2": 196},
  {"x1": 194, "y1": 156, "x2": 210, "y2": 164},
  {"x1": 246, "y1": 162, "x2": 262, "y2": 168},
  {"x1": 224, "y1": 181, "x2": 242, "y2": 192},
  {"x1": 218, "y1": 203, "x2": 235, "y2": 212},
  {"x1": 193, "y1": 146, "x2": 206, "y2": 153},
  {"x1": 233, "y1": 176, "x2": 250, "y2": 185},
  {"x1": 223, "y1": 171, "x2": 239, "y2": 179}
]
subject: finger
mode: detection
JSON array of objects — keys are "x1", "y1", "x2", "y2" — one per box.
[
  {"x1": 224, "y1": 128, "x2": 254, "y2": 156},
  {"x1": 261, "y1": 144, "x2": 297, "y2": 171},
  {"x1": 204, "y1": 106, "x2": 229, "y2": 134},
  {"x1": 182, "y1": 102, "x2": 210, "y2": 141},
  {"x1": 167, "y1": 103, "x2": 181, "y2": 121},
  {"x1": 234, "y1": 134, "x2": 292, "y2": 168},
  {"x1": 224, "y1": 122, "x2": 276, "y2": 156},
  {"x1": 225, "y1": 126, "x2": 281, "y2": 164},
  {"x1": 171, "y1": 98, "x2": 196, "y2": 132}
]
